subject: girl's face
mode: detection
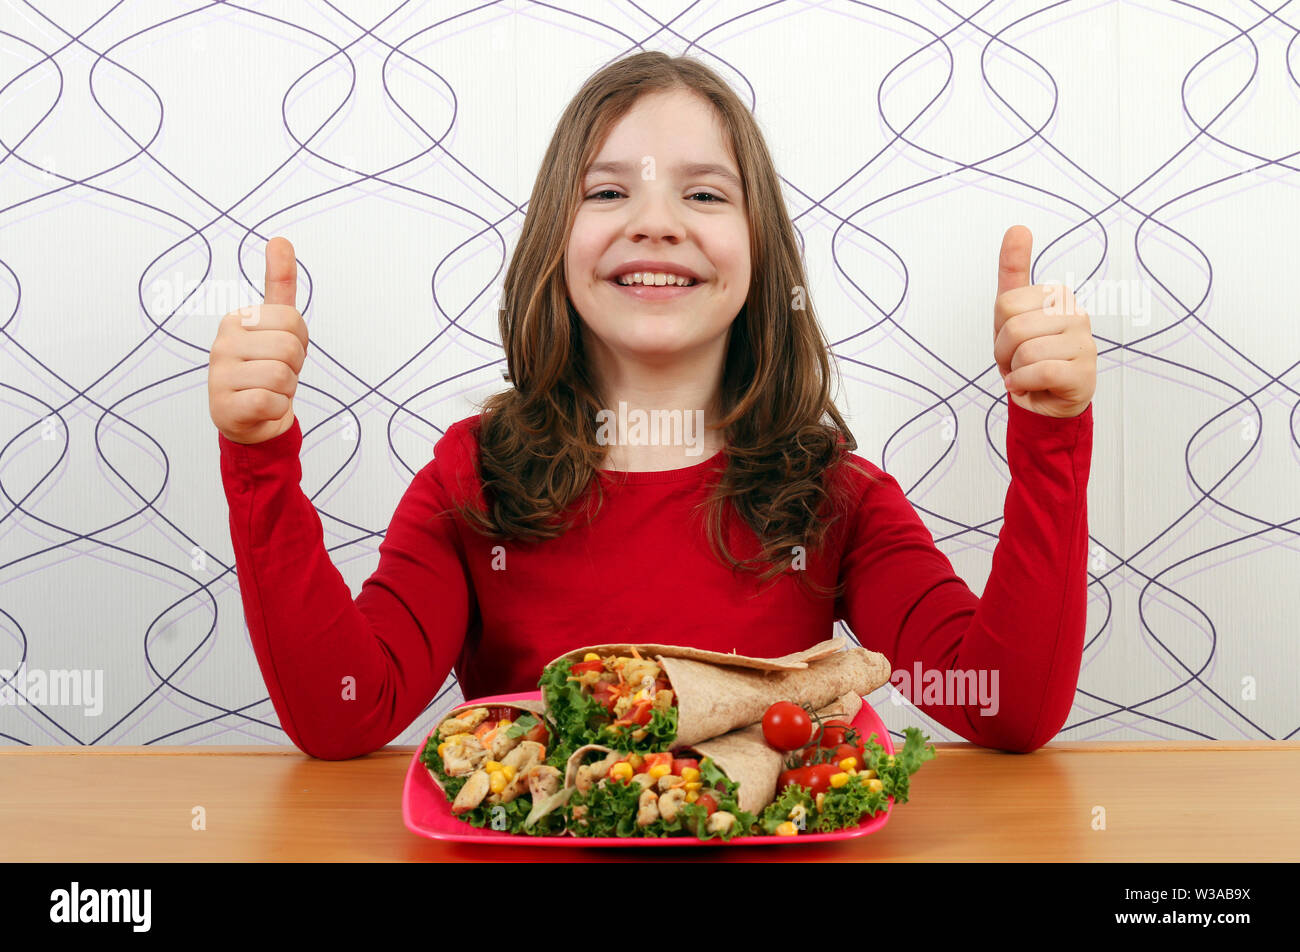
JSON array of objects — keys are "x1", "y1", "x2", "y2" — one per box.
[{"x1": 565, "y1": 88, "x2": 751, "y2": 377}]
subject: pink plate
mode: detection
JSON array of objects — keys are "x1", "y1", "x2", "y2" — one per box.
[{"x1": 402, "y1": 690, "x2": 896, "y2": 847}]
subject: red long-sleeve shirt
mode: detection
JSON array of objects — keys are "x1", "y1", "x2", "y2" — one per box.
[{"x1": 218, "y1": 397, "x2": 1092, "y2": 760}]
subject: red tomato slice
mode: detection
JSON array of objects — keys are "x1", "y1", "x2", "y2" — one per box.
[
  {"x1": 640, "y1": 753, "x2": 673, "y2": 774},
  {"x1": 671, "y1": 757, "x2": 700, "y2": 775},
  {"x1": 591, "y1": 681, "x2": 621, "y2": 711},
  {"x1": 615, "y1": 699, "x2": 653, "y2": 727},
  {"x1": 570, "y1": 660, "x2": 604, "y2": 676}
]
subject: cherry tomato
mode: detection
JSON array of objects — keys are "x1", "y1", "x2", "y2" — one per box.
[
  {"x1": 671, "y1": 757, "x2": 700, "y2": 775},
  {"x1": 815, "y1": 719, "x2": 854, "y2": 748},
  {"x1": 778, "y1": 765, "x2": 813, "y2": 792},
  {"x1": 762, "y1": 702, "x2": 813, "y2": 751},
  {"x1": 830, "y1": 741, "x2": 865, "y2": 771},
  {"x1": 695, "y1": 793, "x2": 719, "y2": 816},
  {"x1": 805, "y1": 763, "x2": 839, "y2": 796}
]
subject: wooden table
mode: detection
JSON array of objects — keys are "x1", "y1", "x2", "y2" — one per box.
[{"x1": 2, "y1": 741, "x2": 1296, "y2": 861}]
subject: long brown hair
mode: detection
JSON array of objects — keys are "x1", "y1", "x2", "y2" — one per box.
[{"x1": 443, "y1": 51, "x2": 878, "y2": 598}]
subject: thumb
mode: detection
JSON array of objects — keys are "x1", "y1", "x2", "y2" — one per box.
[
  {"x1": 996, "y1": 225, "x2": 1032, "y2": 297},
  {"x1": 263, "y1": 236, "x2": 297, "y2": 307}
]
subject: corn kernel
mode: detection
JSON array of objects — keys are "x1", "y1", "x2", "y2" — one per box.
[
  {"x1": 686, "y1": 791, "x2": 699, "y2": 804},
  {"x1": 886, "y1": 755, "x2": 895, "y2": 767},
  {"x1": 839, "y1": 757, "x2": 858, "y2": 771},
  {"x1": 830, "y1": 772, "x2": 850, "y2": 788},
  {"x1": 680, "y1": 767, "x2": 700, "y2": 783},
  {"x1": 501, "y1": 764, "x2": 515, "y2": 781},
  {"x1": 861, "y1": 769, "x2": 876, "y2": 779},
  {"x1": 684, "y1": 781, "x2": 702, "y2": 791},
  {"x1": 485, "y1": 760, "x2": 502, "y2": 772},
  {"x1": 610, "y1": 762, "x2": 634, "y2": 781},
  {"x1": 626, "y1": 753, "x2": 644, "y2": 769},
  {"x1": 775, "y1": 821, "x2": 798, "y2": 837},
  {"x1": 489, "y1": 771, "x2": 508, "y2": 794},
  {"x1": 583, "y1": 653, "x2": 601, "y2": 662},
  {"x1": 647, "y1": 764, "x2": 671, "y2": 781},
  {"x1": 437, "y1": 742, "x2": 448, "y2": 758},
  {"x1": 815, "y1": 792, "x2": 825, "y2": 813},
  {"x1": 867, "y1": 778, "x2": 883, "y2": 793}
]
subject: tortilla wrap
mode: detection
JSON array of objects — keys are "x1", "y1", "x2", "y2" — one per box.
[
  {"x1": 546, "y1": 636, "x2": 849, "y2": 673},
  {"x1": 542, "y1": 639, "x2": 890, "y2": 752},
  {"x1": 688, "y1": 691, "x2": 864, "y2": 816},
  {"x1": 424, "y1": 699, "x2": 564, "y2": 824},
  {"x1": 661, "y1": 646, "x2": 890, "y2": 747},
  {"x1": 555, "y1": 691, "x2": 864, "y2": 823}
]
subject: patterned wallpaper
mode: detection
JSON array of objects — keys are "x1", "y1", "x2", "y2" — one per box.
[{"x1": 1, "y1": 1, "x2": 1296, "y2": 749}]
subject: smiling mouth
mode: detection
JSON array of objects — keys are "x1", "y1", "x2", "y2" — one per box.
[{"x1": 606, "y1": 279, "x2": 704, "y2": 298}]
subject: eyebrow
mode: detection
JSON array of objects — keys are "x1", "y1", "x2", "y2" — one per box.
[{"x1": 583, "y1": 159, "x2": 743, "y2": 193}]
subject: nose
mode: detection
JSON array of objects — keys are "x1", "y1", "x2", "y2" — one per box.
[{"x1": 621, "y1": 185, "x2": 687, "y2": 242}]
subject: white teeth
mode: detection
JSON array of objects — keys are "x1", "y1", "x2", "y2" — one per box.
[{"x1": 615, "y1": 272, "x2": 696, "y2": 287}]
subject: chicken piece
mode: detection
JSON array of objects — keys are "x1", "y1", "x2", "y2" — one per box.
[
  {"x1": 437, "y1": 707, "x2": 489, "y2": 739},
  {"x1": 451, "y1": 770, "x2": 490, "y2": 814},
  {"x1": 527, "y1": 765, "x2": 562, "y2": 800},
  {"x1": 441, "y1": 735, "x2": 488, "y2": 777},
  {"x1": 490, "y1": 728, "x2": 522, "y2": 761},
  {"x1": 636, "y1": 788, "x2": 660, "y2": 827},
  {"x1": 658, "y1": 787, "x2": 687, "y2": 821},
  {"x1": 653, "y1": 689, "x2": 674, "y2": 711},
  {"x1": 496, "y1": 741, "x2": 545, "y2": 803},
  {"x1": 706, "y1": 811, "x2": 737, "y2": 835},
  {"x1": 621, "y1": 658, "x2": 660, "y2": 689}
]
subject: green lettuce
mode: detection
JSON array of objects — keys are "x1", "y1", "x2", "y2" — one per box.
[
  {"x1": 565, "y1": 755, "x2": 757, "y2": 842},
  {"x1": 758, "y1": 726, "x2": 937, "y2": 834},
  {"x1": 539, "y1": 658, "x2": 680, "y2": 764}
]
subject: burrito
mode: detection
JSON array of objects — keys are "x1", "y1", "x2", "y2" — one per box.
[
  {"x1": 553, "y1": 691, "x2": 865, "y2": 840},
  {"x1": 538, "y1": 636, "x2": 891, "y2": 761},
  {"x1": 419, "y1": 699, "x2": 567, "y2": 835}
]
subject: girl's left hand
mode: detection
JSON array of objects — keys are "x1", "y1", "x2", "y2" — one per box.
[{"x1": 993, "y1": 225, "x2": 1098, "y2": 419}]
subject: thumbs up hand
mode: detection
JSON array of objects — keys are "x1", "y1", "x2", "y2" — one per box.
[
  {"x1": 208, "y1": 236, "x2": 310, "y2": 445},
  {"x1": 994, "y1": 226, "x2": 1097, "y2": 419}
]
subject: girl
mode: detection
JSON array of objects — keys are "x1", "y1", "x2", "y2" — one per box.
[{"x1": 212, "y1": 52, "x2": 1096, "y2": 761}]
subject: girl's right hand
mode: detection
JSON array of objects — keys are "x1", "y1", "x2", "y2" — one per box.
[{"x1": 208, "y1": 236, "x2": 309, "y2": 445}]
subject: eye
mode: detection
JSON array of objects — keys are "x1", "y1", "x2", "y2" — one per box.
[{"x1": 582, "y1": 189, "x2": 726, "y2": 203}]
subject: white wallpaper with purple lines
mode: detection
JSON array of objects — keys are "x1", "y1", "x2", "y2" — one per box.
[{"x1": 1, "y1": 1, "x2": 1297, "y2": 750}]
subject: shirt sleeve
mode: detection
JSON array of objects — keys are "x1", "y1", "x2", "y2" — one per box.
[
  {"x1": 834, "y1": 397, "x2": 1093, "y2": 752},
  {"x1": 218, "y1": 416, "x2": 477, "y2": 760}
]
